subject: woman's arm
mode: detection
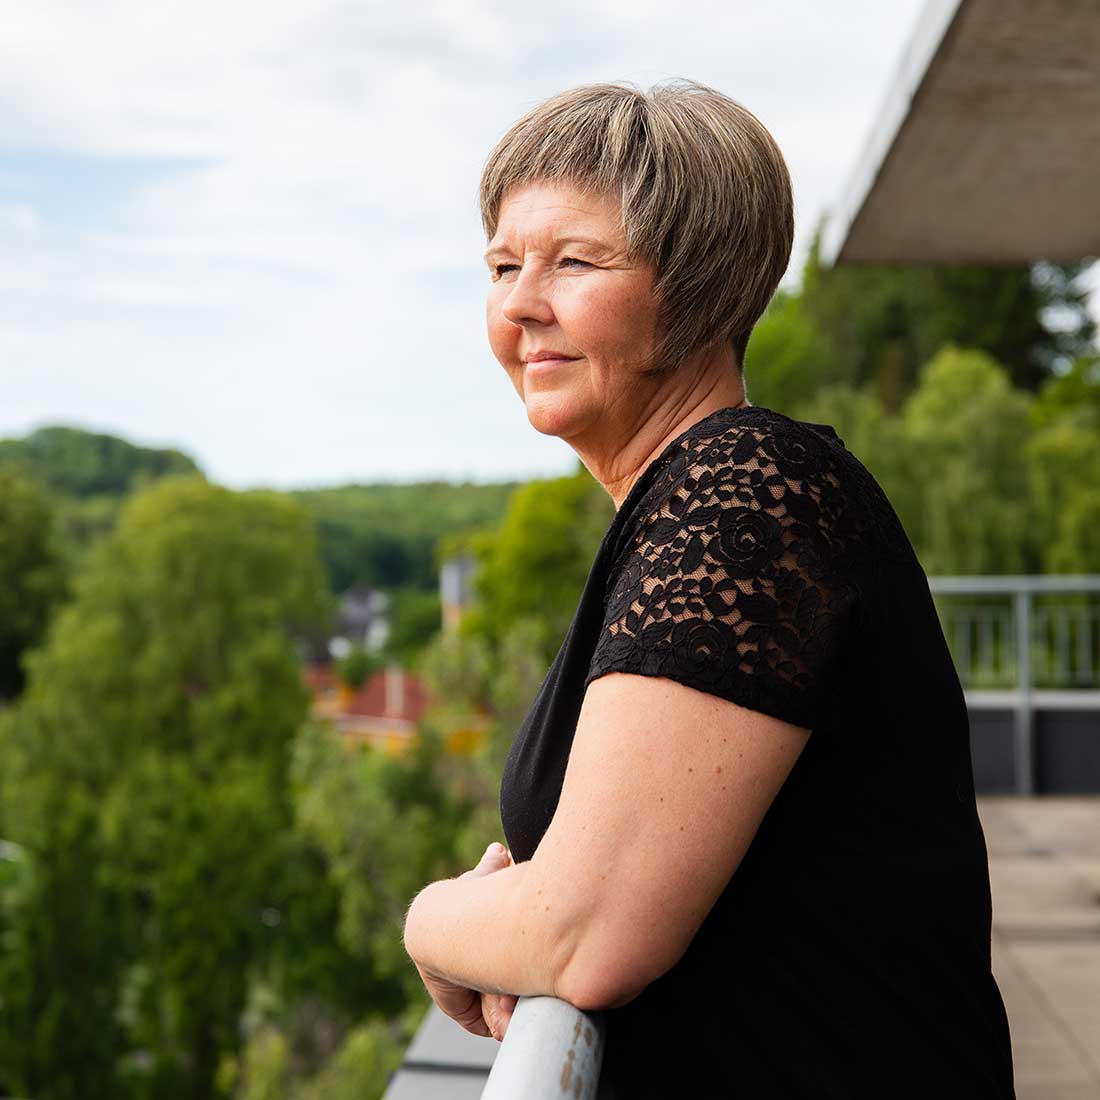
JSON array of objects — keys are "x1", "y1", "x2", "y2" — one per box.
[
  {"x1": 528, "y1": 670, "x2": 811, "y2": 1012},
  {"x1": 404, "y1": 669, "x2": 809, "y2": 1013},
  {"x1": 403, "y1": 849, "x2": 574, "y2": 1000}
]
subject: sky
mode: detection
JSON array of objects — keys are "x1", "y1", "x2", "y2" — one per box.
[{"x1": 3, "y1": 0, "x2": 1097, "y2": 490}]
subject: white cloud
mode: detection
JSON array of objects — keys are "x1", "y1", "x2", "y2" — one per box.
[
  {"x1": 5, "y1": 0, "x2": 1089, "y2": 492},
  {"x1": 0, "y1": 201, "x2": 39, "y2": 235}
]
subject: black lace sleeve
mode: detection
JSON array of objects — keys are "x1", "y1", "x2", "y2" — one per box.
[{"x1": 583, "y1": 422, "x2": 864, "y2": 731}]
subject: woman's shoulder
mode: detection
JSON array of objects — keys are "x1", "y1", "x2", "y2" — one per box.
[
  {"x1": 591, "y1": 406, "x2": 875, "y2": 729},
  {"x1": 626, "y1": 404, "x2": 914, "y2": 575},
  {"x1": 627, "y1": 406, "x2": 859, "y2": 545}
]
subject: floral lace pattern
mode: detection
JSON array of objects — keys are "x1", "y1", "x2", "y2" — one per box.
[{"x1": 583, "y1": 410, "x2": 906, "y2": 730}]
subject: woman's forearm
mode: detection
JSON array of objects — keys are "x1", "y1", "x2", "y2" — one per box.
[{"x1": 402, "y1": 859, "x2": 571, "y2": 999}]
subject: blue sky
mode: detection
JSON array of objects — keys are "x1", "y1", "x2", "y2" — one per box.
[
  {"x1": 2, "y1": 0, "x2": 1095, "y2": 489},
  {"x1": 0, "y1": 151, "x2": 207, "y2": 231}
]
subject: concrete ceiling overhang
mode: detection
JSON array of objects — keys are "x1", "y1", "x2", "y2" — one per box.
[{"x1": 821, "y1": 0, "x2": 1100, "y2": 265}]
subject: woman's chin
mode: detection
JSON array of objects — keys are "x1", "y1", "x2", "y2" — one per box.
[{"x1": 522, "y1": 392, "x2": 587, "y2": 439}]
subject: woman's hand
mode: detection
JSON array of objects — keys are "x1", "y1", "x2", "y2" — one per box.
[
  {"x1": 411, "y1": 842, "x2": 518, "y2": 1040},
  {"x1": 468, "y1": 845, "x2": 518, "y2": 1041}
]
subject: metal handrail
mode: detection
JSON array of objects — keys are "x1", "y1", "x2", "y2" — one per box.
[
  {"x1": 480, "y1": 996, "x2": 606, "y2": 1100},
  {"x1": 927, "y1": 574, "x2": 1100, "y2": 593},
  {"x1": 927, "y1": 574, "x2": 1100, "y2": 795}
]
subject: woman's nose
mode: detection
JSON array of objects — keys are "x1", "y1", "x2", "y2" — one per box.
[{"x1": 500, "y1": 265, "x2": 555, "y2": 328}]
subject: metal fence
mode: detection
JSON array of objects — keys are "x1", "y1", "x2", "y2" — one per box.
[{"x1": 928, "y1": 574, "x2": 1100, "y2": 795}]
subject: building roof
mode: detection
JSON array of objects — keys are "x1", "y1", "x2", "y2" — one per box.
[
  {"x1": 345, "y1": 666, "x2": 432, "y2": 722},
  {"x1": 821, "y1": 0, "x2": 1100, "y2": 264}
]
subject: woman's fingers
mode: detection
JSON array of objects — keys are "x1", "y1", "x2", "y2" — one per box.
[
  {"x1": 447, "y1": 842, "x2": 517, "y2": 1041},
  {"x1": 461, "y1": 1001, "x2": 494, "y2": 1038},
  {"x1": 459, "y1": 842, "x2": 512, "y2": 880},
  {"x1": 482, "y1": 992, "x2": 519, "y2": 1041}
]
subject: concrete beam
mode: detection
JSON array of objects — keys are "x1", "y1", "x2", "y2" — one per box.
[{"x1": 822, "y1": 0, "x2": 1100, "y2": 265}]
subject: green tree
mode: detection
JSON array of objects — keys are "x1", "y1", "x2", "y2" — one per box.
[
  {"x1": 0, "y1": 786, "x2": 127, "y2": 1100},
  {"x1": 0, "y1": 475, "x2": 332, "y2": 1099},
  {"x1": 381, "y1": 586, "x2": 443, "y2": 665},
  {"x1": 1024, "y1": 416, "x2": 1100, "y2": 573},
  {"x1": 289, "y1": 720, "x2": 494, "y2": 1012},
  {"x1": 0, "y1": 468, "x2": 67, "y2": 701},
  {"x1": 1030, "y1": 352, "x2": 1100, "y2": 432},
  {"x1": 1047, "y1": 490, "x2": 1100, "y2": 573},
  {"x1": 234, "y1": 1028, "x2": 289, "y2": 1100},
  {"x1": 795, "y1": 228, "x2": 1095, "y2": 410},
  {"x1": 336, "y1": 644, "x2": 378, "y2": 690},
  {"x1": 899, "y1": 346, "x2": 1035, "y2": 574},
  {"x1": 295, "y1": 1020, "x2": 404, "y2": 1100},
  {"x1": 292, "y1": 481, "x2": 517, "y2": 594},
  {"x1": 743, "y1": 286, "x2": 838, "y2": 413},
  {"x1": 466, "y1": 467, "x2": 611, "y2": 664},
  {"x1": 0, "y1": 425, "x2": 200, "y2": 498}
]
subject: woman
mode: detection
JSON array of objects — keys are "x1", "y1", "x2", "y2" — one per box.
[{"x1": 403, "y1": 79, "x2": 1016, "y2": 1098}]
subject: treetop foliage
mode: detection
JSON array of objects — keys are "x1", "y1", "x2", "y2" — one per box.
[{"x1": 0, "y1": 424, "x2": 201, "y2": 499}]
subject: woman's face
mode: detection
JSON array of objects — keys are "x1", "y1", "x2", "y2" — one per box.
[{"x1": 485, "y1": 179, "x2": 661, "y2": 443}]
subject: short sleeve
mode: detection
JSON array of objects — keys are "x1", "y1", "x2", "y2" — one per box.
[{"x1": 583, "y1": 423, "x2": 864, "y2": 730}]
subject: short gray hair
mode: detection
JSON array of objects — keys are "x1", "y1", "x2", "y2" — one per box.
[{"x1": 479, "y1": 78, "x2": 794, "y2": 378}]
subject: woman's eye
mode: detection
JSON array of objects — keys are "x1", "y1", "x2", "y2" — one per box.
[{"x1": 491, "y1": 257, "x2": 589, "y2": 279}]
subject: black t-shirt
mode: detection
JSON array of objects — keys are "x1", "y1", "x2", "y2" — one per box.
[{"x1": 499, "y1": 404, "x2": 1016, "y2": 1099}]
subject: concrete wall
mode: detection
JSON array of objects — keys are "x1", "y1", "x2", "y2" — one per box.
[{"x1": 972, "y1": 709, "x2": 1100, "y2": 794}]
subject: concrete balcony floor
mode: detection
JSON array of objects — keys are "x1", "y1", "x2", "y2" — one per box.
[{"x1": 981, "y1": 796, "x2": 1100, "y2": 1099}]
